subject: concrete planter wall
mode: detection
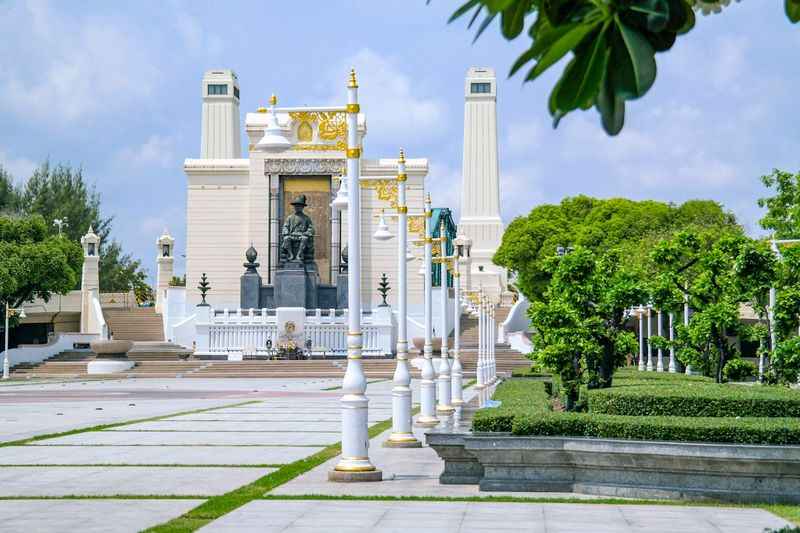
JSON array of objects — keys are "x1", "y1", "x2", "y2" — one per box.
[{"x1": 427, "y1": 432, "x2": 800, "y2": 504}]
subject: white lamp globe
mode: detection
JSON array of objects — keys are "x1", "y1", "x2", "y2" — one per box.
[
  {"x1": 373, "y1": 211, "x2": 393, "y2": 241},
  {"x1": 331, "y1": 178, "x2": 349, "y2": 210}
]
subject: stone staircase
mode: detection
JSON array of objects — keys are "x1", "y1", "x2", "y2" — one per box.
[
  {"x1": 11, "y1": 306, "x2": 531, "y2": 379},
  {"x1": 104, "y1": 307, "x2": 164, "y2": 342}
]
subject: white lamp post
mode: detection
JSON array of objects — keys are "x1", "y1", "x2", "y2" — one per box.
[
  {"x1": 329, "y1": 69, "x2": 381, "y2": 482},
  {"x1": 684, "y1": 286, "x2": 692, "y2": 375},
  {"x1": 668, "y1": 311, "x2": 676, "y2": 373},
  {"x1": 474, "y1": 289, "x2": 485, "y2": 392},
  {"x1": 656, "y1": 308, "x2": 664, "y2": 372},
  {"x1": 3, "y1": 305, "x2": 26, "y2": 379},
  {"x1": 646, "y1": 305, "x2": 654, "y2": 371},
  {"x1": 491, "y1": 302, "x2": 497, "y2": 382},
  {"x1": 384, "y1": 149, "x2": 420, "y2": 448},
  {"x1": 435, "y1": 221, "x2": 453, "y2": 414},
  {"x1": 415, "y1": 193, "x2": 439, "y2": 427},
  {"x1": 451, "y1": 258, "x2": 464, "y2": 405},
  {"x1": 637, "y1": 305, "x2": 645, "y2": 371}
]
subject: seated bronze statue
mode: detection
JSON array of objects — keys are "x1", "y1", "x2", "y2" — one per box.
[{"x1": 281, "y1": 194, "x2": 315, "y2": 263}]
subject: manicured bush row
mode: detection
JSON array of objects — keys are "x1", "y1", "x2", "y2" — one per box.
[
  {"x1": 472, "y1": 380, "x2": 551, "y2": 433},
  {"x1": 588, "y1": 382, "x2": 800, "y2": 418},
  {"x1": 510, "y1": 366, "x2": 551, "y2": 378},
  {"x1": 511, "y1": 412, "x2": 800, "y2": 445}
]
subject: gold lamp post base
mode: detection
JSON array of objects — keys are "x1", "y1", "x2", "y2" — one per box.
[
  {"x1": 383, "y1": 433, "x2": 422, "y2": 448},
  {"x1": 328, "y1": 469, "x2": 383, "y2": 482}
]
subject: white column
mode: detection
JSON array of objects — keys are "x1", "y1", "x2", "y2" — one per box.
[
  {"x1": 80, "y1": 226, "x2": 101, "y2": 334},
  {"x1": 475, "y1": 290, "x2": 485, "y2": 390},
  {"x1": 385, "y1": 150, "x2": 419, "y2": 447},
  {"x1": 451, "y1": 264, "x2": 464, "y2": 405},
  {"x1": 416, "y1": 194, "x2": 439, "y2": 427},
  {"x1": 656, "y1": 309, "x2": 664, "y2": 372},
  {"x1": 684, "y1": 287, "x2": 692, "y2": 375},
  {"x1": 436, "y1": 223, "x2": 453, "y2": 414},
  {"x1": 668, "y1": 312, "x2": 676, "y2": 373},
  {"x1": 331, "y1": 70, "x2": 381, "y2": 481},
  {"x1": 637, "y1": 306, "x2": 645, "y2": 371},
  {"x1": 765, "y1": 286, "x2": 776, "y2": 381},
  {"x1": 646, "y1": 306, "x2": 653, "y2": 371}
]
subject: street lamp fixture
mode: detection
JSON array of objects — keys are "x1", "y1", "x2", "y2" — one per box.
[
  {"x1": 373, "y1": 210, "x2": 393, "y2": 241},
  {"x1": 331, "y1": 177, "x2": 349, "y2": 211}
]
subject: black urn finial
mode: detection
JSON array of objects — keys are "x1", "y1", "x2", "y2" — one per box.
[{"x1": 244, "y1": 244, "x2": 260, "y2": 274}]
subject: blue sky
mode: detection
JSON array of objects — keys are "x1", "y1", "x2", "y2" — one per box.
[{"x1": 1, "y1": 0, "x2": 798, "y2": 281}]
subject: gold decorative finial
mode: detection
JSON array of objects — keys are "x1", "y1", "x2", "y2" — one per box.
[
  {"x1": 269, "y1": 94, "x2": 277, "y2": 106},
  {"x1": 257, "y1": 106, "x2": 267, "y2": 113},
  {"x1": 398, "y1": 148, "x2": 405, "y2": 163},
  {"x1": 348, "y1": 69, "x2": 358, "y2": 88}
]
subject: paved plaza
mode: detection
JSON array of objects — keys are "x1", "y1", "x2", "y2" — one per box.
[{"x1": 0, "y1": 377, "x2": 792, "y2": 532}]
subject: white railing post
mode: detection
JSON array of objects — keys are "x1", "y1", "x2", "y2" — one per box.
[{"x1": 416, "y1": 193, "x2": 439, "y2": 427}]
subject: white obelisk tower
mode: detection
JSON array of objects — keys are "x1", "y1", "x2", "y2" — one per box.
[
  {"x1": 458, "y1": 67, "x2": 507, "y2": 302},
  {"x1": 200, "y1": 69, "x2": 241, "y2": 159}
]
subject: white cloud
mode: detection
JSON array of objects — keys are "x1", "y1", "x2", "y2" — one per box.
[
  {"x1": 172, "y1": 4, "x2": 223, "y2": 59},
  {"x1": 0, "y1": 1, "x2": 160, "y2": 124},
  {"x1": 0, "y1": 151, "x2": 37, "y2": 183},
  {"x1": 116, "y1": 135, "x2": 176, "y2": 168},
  {"x1": 327, "y1": 48, "x2": 448, "y2": 144}
]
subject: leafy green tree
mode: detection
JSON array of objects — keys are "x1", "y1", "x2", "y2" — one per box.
[
  {"x1": 530, "y1": 247, "x2": 643, "y2": 408},
  {"x1": 17, "y1": 162, "x2": 151, "y2": 298},
  {"x1": 651, "y1": 231, "x2": 775, "y2": 382},
  {"x1": 0, "y1": 215, "x2": 83, "y2": 317},
  {"x1": 442, "y1": 0, "x2": 799, "y2": 135},
  {"x1": 494, "y1": 195, "x2": 739, "y2": 302},
  {"x1": 758, "y1": 169, "x2": 800, "y2": 239},
  {"x1": 0, "y1": 166, "x2": 19, "y2": 213},
  {"x1": 20, "y1": 162, "x2": 112, "y2": 244}
]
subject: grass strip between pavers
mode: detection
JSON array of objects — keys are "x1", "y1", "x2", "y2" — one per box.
[
  {"x1": 321, "y1": 378, "x2": 388, "y2": 391},
  {"x1": 0, "y1": 400, "x2": 262, "y2": 448},
  {"x1": 143, "y1": 415, "x2": 397, "y2": 533},
  {"x1": 259, "y1": 495, "x2": 800, "y2": 526}
]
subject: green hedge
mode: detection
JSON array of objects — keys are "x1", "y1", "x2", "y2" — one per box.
[
  {"x1": 588, "y1": 381, "x2": 800, "y2": 418},
  {"x1": 510, "y1": 366, "x2": 551, "y2": 378},
  {"x1": 511, "y1": 412, "x2": 800, "y2": 445},
  {"x1": 472, "y1": 378, "x2": 800, "y2": 445},
  {"x1": 472, "y1": 380, "x2": 551, "y2": 433}
]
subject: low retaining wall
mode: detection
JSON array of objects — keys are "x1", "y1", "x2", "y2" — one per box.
[{"x1": 427, "y1": 432, "x2": 800, "y2": 504}]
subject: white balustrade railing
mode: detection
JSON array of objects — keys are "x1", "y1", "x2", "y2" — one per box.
[{"x1": 202, "y1": 308, "x2": 393, "y2": 357}]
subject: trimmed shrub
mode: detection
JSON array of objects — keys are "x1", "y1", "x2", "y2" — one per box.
[
  {"x1": 723, "y1": 358, "x2": 757, "y2": 382},
  {"x1": 511, "y1": 412, "x2": 800, "y2": 445},
  {"x1": 472, "y1": 380, "x2": 551, "y2": 433},
  {"x1": 511, "y1": 366, "x2": 551, "y2": 378},
  {"x1": 588, "y1": 381, "x2": 800, "y2": 418}
]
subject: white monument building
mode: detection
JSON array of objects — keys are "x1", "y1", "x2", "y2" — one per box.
[
  {"x1": 458, "y1": 67, "x2": 508, "y2": 302},
  {"x1": 183, "y1": 69, "x2": 430, "y2": 311}
]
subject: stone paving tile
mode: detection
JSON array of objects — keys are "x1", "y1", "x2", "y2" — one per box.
[
  {"x1": 200, "y1": 500, "x2": 791, "y2": 533},
  {"x1": 0, "y1": 466, "x2": 274, "y2": 496},
  {"x1": 108, "y1": 420, "x2": 344, "y2": 432},
  {"x1": 0, "y1": 444, "x2": 321, "y2": 465},
  {"x1": 30, "y1": 429, "x2": 340, "y2": 446},
  {"x1": 0, "y1": 499, "x2": 204, "y2": 533},
  {"x1": 171, "y1": 412, "x2": 388, "y2": 422}
]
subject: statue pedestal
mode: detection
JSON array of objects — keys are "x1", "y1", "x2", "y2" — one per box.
[{"x1": 274, "y1": 262, "x2": 320, "y2": 309}]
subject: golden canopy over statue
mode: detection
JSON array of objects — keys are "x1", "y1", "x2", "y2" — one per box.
[{"x1": 281, "y1": 194, "x2": 315, "y2": 263}]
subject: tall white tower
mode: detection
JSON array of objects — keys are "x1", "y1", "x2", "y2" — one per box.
[
  {"x1": 459, "y1": 67, "x2": 507, "y2": 301},
  {"x1": 200, "y1": 69, "x2": 241, "y2": 159}
]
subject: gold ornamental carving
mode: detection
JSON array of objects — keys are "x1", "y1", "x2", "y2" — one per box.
[
  {"x1": 407, "y1": 215, "x2": 425, "y2": 238},
  {"x1": 288, "y1": 111, "x2": 347, "y2": 152},
  {"x1": 361, "y1": 179, "x2": 398, "y2": 208}
]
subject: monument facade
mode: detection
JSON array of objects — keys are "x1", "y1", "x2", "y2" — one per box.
[{"x1": 184, "y1": 70, "x2": 431, "y2": 311}]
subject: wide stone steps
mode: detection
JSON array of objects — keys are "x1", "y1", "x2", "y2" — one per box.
[{"x1": 103, "y1": 308, "x2": 165, "y2": 342}]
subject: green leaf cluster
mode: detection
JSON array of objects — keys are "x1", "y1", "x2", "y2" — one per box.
[
  {"x1": 651, "y1": 232, "x2": 775, "y2": 382},
  {"x1": 0, "y1": 161, "x2": 154, "y2": 303},
  {"x1": 494, "y1": 196, "x2": 738, "y2": 302},
  {"x1": 0, "y1": 214, "x2": 83, "y2": 311},
  {"x1": 445, "y1": 1, "x2": 798, "y2": 135}
]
